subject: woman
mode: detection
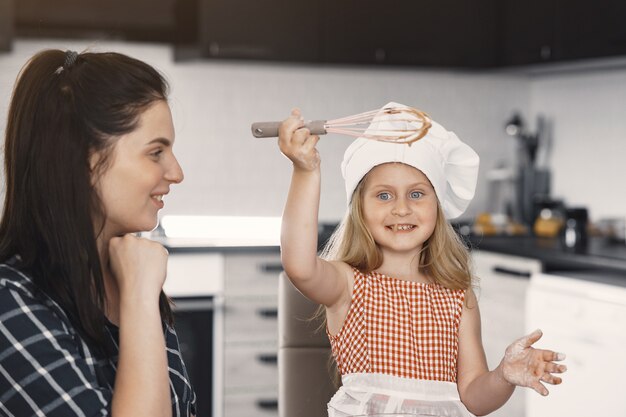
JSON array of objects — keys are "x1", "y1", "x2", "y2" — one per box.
[{"x1": 0, "y1": 49, "x2": 194, "y2": 417}]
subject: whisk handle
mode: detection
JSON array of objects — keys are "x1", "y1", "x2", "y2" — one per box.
[{"x1": 251, "y1": 120, "x2": 327, "y2": 138}]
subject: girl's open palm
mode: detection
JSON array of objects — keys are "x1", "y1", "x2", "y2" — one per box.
[
  {"x1": 501, "y1": 329, "x2": 567, "y2": 396},
  {"x1": 278, "y1": 109, "x2": 320, "y2": 171}
]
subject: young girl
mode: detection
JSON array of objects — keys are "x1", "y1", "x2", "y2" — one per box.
[
  {"x1": 0, "y1": 49, "x2": 193, "y2": 416},
  {"x1": 278, "y1": 102, "x2": 566, "y2": 417}
]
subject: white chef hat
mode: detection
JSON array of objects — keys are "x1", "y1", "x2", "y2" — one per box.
[{"x1": 341, "y1": 102, "x2": 480, "y2": 219}]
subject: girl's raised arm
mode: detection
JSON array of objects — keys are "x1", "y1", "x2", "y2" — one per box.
[{"x1": 279, "y1": 109, "x2": 350, "y2": 308}]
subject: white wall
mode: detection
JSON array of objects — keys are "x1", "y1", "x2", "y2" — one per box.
[
  {"x1": 1, "y1": 39, "x2": 532, "y2": 223},
  {"x1": 528, "y1": 68, "x2": 626, "y2": 220}
]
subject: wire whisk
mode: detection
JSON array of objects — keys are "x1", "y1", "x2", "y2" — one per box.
[{"x1": 251, "y1": 104, "x2": 432, "y2": 145}]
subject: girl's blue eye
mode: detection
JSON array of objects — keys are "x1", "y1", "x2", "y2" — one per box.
[
  {"x1": 377, "y1": 192, "x2": 392, "y2": 201},
  {"x1": 410, "y1": 191, "x2": 423, "y2": 199}
]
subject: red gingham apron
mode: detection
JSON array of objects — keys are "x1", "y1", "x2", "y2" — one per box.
[{"x1": 327, "y1": 269, "x2": 474, "y2": 417}]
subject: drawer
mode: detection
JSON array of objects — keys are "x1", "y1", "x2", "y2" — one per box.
[
  {"x1": 224, "y1": 296, "x2": 278, "y2": 342},
  {"x1": 164, "y1": 253, "x2": 224, "y2": 297},
  {"x1": 224, "y1": 252, "x2": 282, "y2": 296},
  {"x1": 224, "y1": 392, "x2": 278, "y2": 417},
  {"x1": 224, "y1": 344, "x2": 278, "y2": 389}
]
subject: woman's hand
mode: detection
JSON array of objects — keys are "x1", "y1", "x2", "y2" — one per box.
[
  {"x1": 500, "y1": 329, "x2": 567, "y2": 396},
  {"x1": 278, "y1": 108, "x2": 320, "y2": 172},
  {"x1": 108, "y1": 234, "x2": 169, "y2": 302}
]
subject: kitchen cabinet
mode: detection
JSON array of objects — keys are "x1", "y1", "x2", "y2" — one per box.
[
  {"x1": 13, "y1": 0, "x2": 189, "y2": 43},
  {"x1": 499, "y1": 0, "x2": 626, "y2": 66},
  {"x1": 320, "y1": 0, "x2": 498, "y2": 68},
  {"x1": 222, "y1": 249, "x2": 281, "y2": 417},
  {"x1": 196, "y1": 0, "x2": 497, "y2": 67},
  {"x1": 198, "y1": 0, "x2": 320, "y2": 62},
  {"x1": 0, "y1": 0, "x2": 13, "y2": 52},
  {"x1": 472, "y1": 250, "x2": 542, "y2": 417},
  {"x1": 498, "y1": 0, "x2": 557, "y2": 66},
  {"x1": 526, "y1": 271, "x2": 626, "y2": 417},
  {"x1": 555, "y1": 0, "x2": 626, "y2": 61}
]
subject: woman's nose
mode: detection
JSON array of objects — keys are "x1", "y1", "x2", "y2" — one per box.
[{"x1": 165, "y1": 155, "x2": 184, "y2": 184}]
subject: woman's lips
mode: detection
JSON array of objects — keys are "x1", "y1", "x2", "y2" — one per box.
[{"x1": 151, "y1": 194, "x2": 164, "y2": 208}]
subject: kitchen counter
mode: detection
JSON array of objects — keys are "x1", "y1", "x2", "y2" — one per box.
[
  {"x1": 156, "y1": 228, "x2": 626, "y2": 275},
  {"x1": 465, "y1": 234, "x2": 626, "y2": 275},
  {"x1": 150, "y1": 236, "x2": 280, "y2": 254}
]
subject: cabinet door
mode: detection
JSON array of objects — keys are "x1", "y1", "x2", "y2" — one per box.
[
  {"x1": 527, "y1": 273, "x2": 626, "y2": 417},
  {"x1": 15, "y1": 0, "x2": 177, "y2": 41},
  {"x1": 498, "y1": 0, "x2": 557, "y2": 66},
  {"x1": 472, "y1": 250, "x2": 542, "y2": 417},
  {"x1": 320, "y1": 0, "x2": 498, "y2": 68},
  {"x1": 555, "y1": 0, "x2": 626, "y2": 61},
  {"x1": 199, "y1": 0, "x2": 320, "y2": 62},
  {"x1": 0, "y1": 0, "x2": 13, "y2": 51}
]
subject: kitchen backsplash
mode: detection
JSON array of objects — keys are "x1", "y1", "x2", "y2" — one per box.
[{"x1": 0, "y1": 39, "x2": 622, "y2": 224}]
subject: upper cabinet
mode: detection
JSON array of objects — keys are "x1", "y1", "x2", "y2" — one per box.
[
  {"x1": 497, "y1": 0, "x2": 558, "y2": 66},
  {"x1": 498, "y1": 0, "x2": 626, "y2": 67},
  {"x1": 5, "y1": 0, "x2": 626, "y2": 68},
  {"x1": 555, "y1": 0, "x2": 626, "y2": 61},
  {"x1": 11, "y1": 0, "x2": 194, "y2": 44},
  {"x1": 0, "y1": 0, "x2": 14, "y2": 52},
  {"x1": 319, "y1": 0, "x2": 498, "y2": 68},
  {"x1": 194, "y1": 0, "x2": 626, "y2": 68},
  {"x1": 198, "y1": 0, "x2": 320, "y2": 63}
]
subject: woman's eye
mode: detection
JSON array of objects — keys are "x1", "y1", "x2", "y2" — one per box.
[
  {"x1": 377, "y1": 192, "x2": 392, "y2": 201},
  {"x1": 150, "y1": 149, "x2": 163, "y2": 158},
  {"x1": 410, "y1": 191, "x2": 423, "y2": 199}
]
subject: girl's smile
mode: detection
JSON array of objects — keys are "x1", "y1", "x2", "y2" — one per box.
[{"x1": 386, "y1": 224, "x2": 416, "y2": 232}]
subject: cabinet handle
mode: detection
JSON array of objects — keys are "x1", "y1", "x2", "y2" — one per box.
[
  {"x1": 492, "y1": 266, "x2": 531, "y2": 278},
  {"x1": 257, "y1": 353, "x2": 278, "y2": 365},
  {"x1": 257, "y1": 308, "x2": 278, "y2": 318},
  {"x1": 259, "y1": 263, "x2": 283, "y2": 273},
  {"x1": 256, "y1": 399, "x2": 278, "y2": 410}
]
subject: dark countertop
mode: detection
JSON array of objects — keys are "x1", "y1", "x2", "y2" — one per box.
[
  {"x1": 155, "y1": 225, "x2": 626, "y2": 275},
  {"x1": 465, "y1": 234, "x2": 626, "y2": 275}
]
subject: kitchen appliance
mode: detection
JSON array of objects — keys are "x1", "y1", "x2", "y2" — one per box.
[
  {"x1": 559, "y1": 207, "x2": 588, "y2": 252},
  {"x1": 164, "y1": 253, "x2": 224, "y2": 417},
  {"x1": 172, "y1": 296, "x2": 218, "y2": 417},
  {"x1": 526, "y1": 270, "x2": 626, "y2": 417},
  {"x1": 504, "y1": 112, "x2": 551, "y2": 227},
  {"x1": 252, "y1": 103, "x2": 431, "y2": 144}
]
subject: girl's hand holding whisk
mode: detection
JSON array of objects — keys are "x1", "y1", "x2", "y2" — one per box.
[
  {"x1": 278, "y1": 109, "x2": 321, "y2": 172},
  {"x1": 500, "y1": 329, "x2": 567, "y2": 396}
]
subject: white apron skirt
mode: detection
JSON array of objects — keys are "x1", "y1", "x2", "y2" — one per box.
[{"x1": 327, "y1": 373, "x2": 476, "y2": 417}]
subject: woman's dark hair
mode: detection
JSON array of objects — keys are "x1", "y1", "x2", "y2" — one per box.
[{"x1": 0, "y1": 49, "x2": 173, "y2": 349}]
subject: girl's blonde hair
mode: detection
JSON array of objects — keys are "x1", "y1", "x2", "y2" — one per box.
[{"x1": 320, "y1": 169, "x2": 474, "y2": 291}]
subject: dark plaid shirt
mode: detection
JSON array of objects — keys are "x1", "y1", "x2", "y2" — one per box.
[{"x1": 0, "y1": 256, "x2": 196, "y2": 417}]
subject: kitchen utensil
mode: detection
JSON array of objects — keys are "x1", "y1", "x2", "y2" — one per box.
[{"x1": 251, "y1": 105, "x2": 431, "y2": 144}]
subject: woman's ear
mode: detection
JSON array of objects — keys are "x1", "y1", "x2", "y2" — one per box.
[{"x1": 88, "y1": 150, "x2": 103, "y2": 185}]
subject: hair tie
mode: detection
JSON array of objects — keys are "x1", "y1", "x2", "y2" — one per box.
[{"x1": 64, "y1": 50, "x2": 79, "y2": 69}]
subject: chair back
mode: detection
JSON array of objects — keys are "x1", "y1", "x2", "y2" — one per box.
[{"x1": 278, "y1": 272, "x2": 336, "y2": 417}]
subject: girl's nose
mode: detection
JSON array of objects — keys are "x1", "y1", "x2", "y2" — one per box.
[
  {"x1": 165, "y1": 156, "x2": 184, "y2": 184},
  {"x1": 391, "y1": 197, "x2": 412, "y2": 216}
]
